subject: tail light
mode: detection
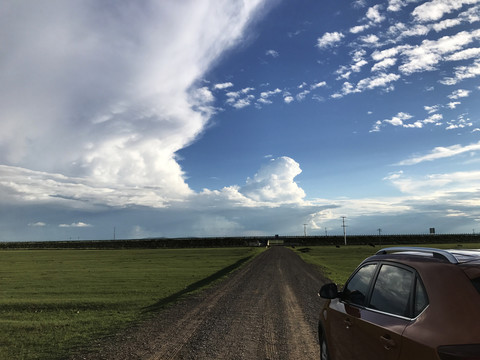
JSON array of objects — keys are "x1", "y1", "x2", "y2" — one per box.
[{"x1": 438, "y1": 345, "x2": 480, "y2": 360}]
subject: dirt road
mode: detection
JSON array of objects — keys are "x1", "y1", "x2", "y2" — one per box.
[{"x1": 71, "y1": 246, "x2": 328, "y2": 360}]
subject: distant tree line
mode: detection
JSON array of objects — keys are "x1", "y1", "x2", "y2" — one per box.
[{"x1": 0, "y1": 233, "x2": 479, "y2": 250}]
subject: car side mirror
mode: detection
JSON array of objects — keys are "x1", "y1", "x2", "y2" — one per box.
[{"x1": 319, "y1": 283, "x2": 340, "y2": 299}]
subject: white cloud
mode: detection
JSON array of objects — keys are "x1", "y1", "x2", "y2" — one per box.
[
  {"x1": 397, "y1": 141, "x2": 480, "y2": 165},
  {"x1": 398, "y1": 31, "x2": 478, "y2": 74},
  {"x1": 257, "y1": 98, "x2": 272, "y2": 105},
  {"x1": 448, "y1": 89, "x2": 471, "y2": 99},
  {"x1": 356, "y1": 72, "x2": 400, "y2": 91},
  {"x1": 424, "y1": 105, "x2": 440, "y2": 113},
  {"x1": 372, "y1": 112, "x2": 443, "y2": 131},
  {"x1": 371, "y1": 44, "x2": 410, "y2": 62},
  {"x1": 284, "y1": 95, "x2": 294, "y2": 103},
  {"x1": 226, "y1": 87, "x2": 257, "y2": 108},
  {"x1": 214, "y1": 82, "x2": 234, "y2": 90},
  {"x1": 317, "y1": 32, "x2": 345, "y2": 48},
  {"x1": 360, "y1": 34, "x2": 380, "y2": 44},
  {"x1": 266, "y1": 49, "x2": 279, "y2": 57},
  {"x1": 366, "y1": 5, "x2": 386, "y2": 23},
  {"x1": 387, "y1": 0, "x2": 422, "y2": 12},
  {"x1": 447, "y1": 101, "x2": 461, "y2": 108},
  {"x1": 386, "y1": 170, "x2": 480, "y2": 200},
  {"x1": 296, "y1": 90, "x2": 311, "y2": 101},
  {"x1": 230, "y1": 95, "x2": 255, "y2": 109},
  {"x1": 441, "y1": 59, "x2": 480, "y2": 84},
  {"x1": 260, "y1": 88, "x2": 282, "y2": 98},
  {"x1": 397, "y1": 24, "x2": 431, "y2": 39},
  {"x1": 311, "y1": 81, "x2": 327, "y2": 89},
  {"x1": 384, "y1": 112, "x2": 413, "y2": 126},
  {"x1": 350, "y1": 24, "x2": 370, "y2": 33},
  {"x1": 446, "y1": 114, "x2": 473, "y2": 129},
  {"x1": 59, "y1": 222, "x2": 92, "y2": 228},
  {"x1": 412, "y1": 0, "x2": 480, "y2": 23},
  {"x1": 445, "y1": 47, "x2": 480, "y2": 61},
  {"x1": 239, "y1": 157, "x2": 306, "y2": 203},
  {"x1": 371, "y1": 57, "x2": 397, "y2": 71},
  {"x1": 0, "y1": 0, "x2": 268, "y2": 202},
  {"x1": 433, "y1": 18, "x2": 462, "y2": 31}
]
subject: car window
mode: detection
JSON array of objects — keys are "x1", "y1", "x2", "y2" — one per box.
[
  {"x1": 369, "y1": 264, "x2": 413, "y2": 317},
  {"x1": 414, "y1": 278, "x2": 428, "y2": 316},
  {"x1": 343, "y1": 263, "x2": 377, "y2": 306},
  {"x1": 471, "y1": 277, "x2": 480, "y2": 294}
]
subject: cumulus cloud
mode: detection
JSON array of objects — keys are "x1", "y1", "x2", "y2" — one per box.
[
  {"x1": 366, "y1": 5, "x2": 386, "y2": 23},
  {"x1": 371, "y1": 112, "x2": 443, "y2": 132},
  {"x1": 385, "y1": 112, "x2": 414, "y2": 126},
  {"x1": 448, "y1": 88, "x2": 471, "y2": 99},
  {"x1": 0, "y1": 0, "x2": 268, "y2": 202},
  {"x1": 226, "y1": 87, "x2": 257, "y2": 108},
  {"x1": 239, "y1": 157, "x2": 306, "y2": 203},
  {"x1": 425, "y1": 104, "x2": 440, "y2": 113},
  {"x1": 317, "y1": 32, "x2": 345, "y2": 48},
  {"x1": 445, "y1": 47, "x2": 480, "y2": 61},
  {"x1": 350, "y1": 24, "x2": 370, "y2": 33},
  {"x1": 412, "y1": 0, "x2": 480, "y2": 23},
  {"x1": 387, "y1": 0, "x2": 421, "y2": 12},
  {"x1": 441, "y1": 59, "x2": 480, "y2": 84},
  {"x1": 371, "y1": 57, "x2": 397, "y2": 71},
  {"x1": 214, "y1": 82, "x2": 234, "y2": 90},
  {"x1": 399, "y1": 31, "x2": 480, "y2": 74}
]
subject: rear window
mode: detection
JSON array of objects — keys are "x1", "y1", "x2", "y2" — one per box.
[
  {"x1": 472, "y1": 277, "x2": 480, "y2": 294},
  {"x1": 369, "y1": 264, "x2": 414, "y2": 317}
]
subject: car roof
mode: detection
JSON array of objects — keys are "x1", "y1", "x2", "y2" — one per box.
[{"x1": 374, "y1": 247, "x2": 480, "y2": 265}]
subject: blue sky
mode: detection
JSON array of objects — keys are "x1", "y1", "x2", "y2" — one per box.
[{"x1": 1, "y1": 0, "x2": 480, "y2": 241}]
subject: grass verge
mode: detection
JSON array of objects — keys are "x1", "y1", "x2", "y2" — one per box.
[
  {"x1": 294, "y1": 243, "x2": 480, "y2": 286},
  {"x1": 0, "y1": 247, "x2": 263, "y2": 360}
]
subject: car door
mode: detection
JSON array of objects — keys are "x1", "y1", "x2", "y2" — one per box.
[
  {"x1": 353, "y1": 263, "x2": 413, "y2": 360},
  {"x1": 326, "y1": 263, "x2": 378, "y2": 360}
]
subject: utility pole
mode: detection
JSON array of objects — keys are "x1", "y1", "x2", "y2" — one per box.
[
  {"x1": 303, "y1": 224, "x2": 307, "y2": 237},
  {"x1": 325, "y1": 227, "x2": 328, "y2": 236},
  {"x1": 113, "y1": 226, "x2": 116, "y2": 240},
  {"x1": 377, "y1": 228, "x2": 382, "y2": 236},
  {"x1": 341, "y1": 216, "x2": 347, "y2": 246}
]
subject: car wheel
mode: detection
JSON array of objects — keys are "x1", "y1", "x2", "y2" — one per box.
[{"x1": 320, "y1": 332, "x2": 329, "y2": 360}]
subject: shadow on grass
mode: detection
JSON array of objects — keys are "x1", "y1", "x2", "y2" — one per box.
[{"x1": 143, "y1": 255, "x2": 252, "y2": 314}]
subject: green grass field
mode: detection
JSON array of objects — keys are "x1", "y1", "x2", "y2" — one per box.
[
  {"x1": 295, "y1": 243, "x2": 480, "y2": 286},
  {"x1": 0, "y1": 247, "x2": 263, "y2": 360}
]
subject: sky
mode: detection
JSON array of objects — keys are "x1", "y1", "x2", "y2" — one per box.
[{"x1": 1, "y1": 0, "x2": 480, "y2": 241}]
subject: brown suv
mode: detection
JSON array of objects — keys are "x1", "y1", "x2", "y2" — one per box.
[{"x1": 318, "y1": 247, "x2": 480, "y2": 360}]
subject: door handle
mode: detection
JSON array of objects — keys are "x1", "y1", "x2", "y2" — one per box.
[
  {"x1": 343, "y1": 318, "x2": 352, "y2": 329},
  {"x1": 380, "y1": 334, "x2": 396, "y2": 350}
]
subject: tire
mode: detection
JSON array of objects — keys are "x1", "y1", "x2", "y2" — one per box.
[{"x1": 320, "y1": 332, "x2": 329, "y2": 360}]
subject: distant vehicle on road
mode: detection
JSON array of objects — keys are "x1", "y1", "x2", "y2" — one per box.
[{"x1": 318, "y1": 247, "x2": 480, "y2": 360}]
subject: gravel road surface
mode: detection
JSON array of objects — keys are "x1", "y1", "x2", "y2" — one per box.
[{"x1": 70, "y1": 246, "x2": 328, "y2": 360}]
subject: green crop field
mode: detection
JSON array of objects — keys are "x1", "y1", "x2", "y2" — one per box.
[
  {"x1": 0, "y1": 247, "x2": 263, "y2": 360},
  {"x1": 295, "y1": 243, "x2": 480, "y2": 286}
]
